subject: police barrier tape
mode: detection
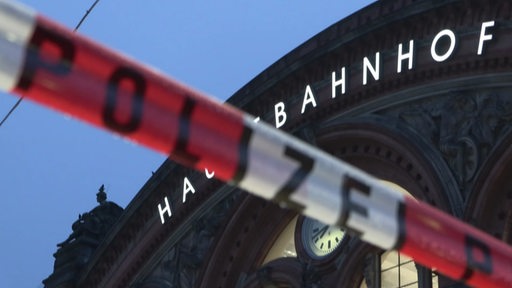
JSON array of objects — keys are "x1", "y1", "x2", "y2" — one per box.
[{"x1": 0, "y1": 1, "x2": 511, "y2": 287}]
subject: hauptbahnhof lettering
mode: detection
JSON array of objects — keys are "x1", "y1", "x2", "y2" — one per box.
[{"x1": 157, "y1": 20, "x2": 496, "y2": 225}]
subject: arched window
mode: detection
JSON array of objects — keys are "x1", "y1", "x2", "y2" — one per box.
[
  {"x1": 262, "y1": 216, "x2": 298, "y2": 264},
  {"x1": 380, "y1": 250, "x2": 438, "y2": 288},
  {"x1": 360, "y1": 182, "x2": 439, "y2": 288},
  {"x1": 381, "y1": 250, "x2": 418, "y2": 287}
]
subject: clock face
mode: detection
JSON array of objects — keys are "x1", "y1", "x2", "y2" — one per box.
[{"x1": 301, "y1": 217, "x2": 345, "y2": 259}]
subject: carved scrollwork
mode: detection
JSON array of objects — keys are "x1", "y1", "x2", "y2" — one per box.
[
  {"x1": 380, "y1": 89, "x2": 512, "y2": 193},
  {"x1": 137, "y1": 193, "x2": 238, "y2": 288},
  {"x1": 44, "y1": 186, "x2": 124, "y2": 288},
  {"x1": 240, "y1": 258, "x2": 323, "y2": 288}
]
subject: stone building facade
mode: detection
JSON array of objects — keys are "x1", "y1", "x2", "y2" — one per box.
[{"x1": 44, "y1": 0, "x2": 512, "y2": 287}]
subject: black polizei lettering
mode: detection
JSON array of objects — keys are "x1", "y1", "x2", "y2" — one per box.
[
  {"x1": 17, "y1": 25, "x2": 76, "y2": 90},
  {"x1": 273, "y1": 146, "x2": 313, "y2": 212},
  {"x1": 103, "y1": 67, "x2": 146, "y2": 133},
  {"x1": 461, "y1": 234, "x2": 493, "y2": 281},
  {"x1": 172, "y1": 97, "x2": 200, "y2": 166},
  {"x1": 232, "y1": 125, "x2": 253, "y2": 184},
  {"x1": 337, "y1": 175, "x2": 371, "y2": 236},
  {"x1": 394, "y1": 202, "x2": 407, "y2": 250}
]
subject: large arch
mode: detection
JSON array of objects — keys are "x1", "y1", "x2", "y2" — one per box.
[
  {"x1": 466, "y1": 130, "x2": 512, "y2": 242},
  {"x1": 196, "y1": 116, "x2": 459, "y2": 287}
]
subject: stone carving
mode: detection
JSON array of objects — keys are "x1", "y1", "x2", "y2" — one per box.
[
  {"x1": 57, "y1": 185, "x2": 123, "y2": 248},
  {"x1": 381, "y1": 89, "x2": 512, "y2": 193},
  {"x1": 256, "y1": 266, "x2": 279, "y2": 287},
  {"x1": 301, "y1": 262, "x2": 322, "y2": 288},
  {"x1": 43, "y1": 185, "x2": 124, "y2": 288},
  {"x1": 138, "y1": 191, "x2": 238, "y2": 287}
]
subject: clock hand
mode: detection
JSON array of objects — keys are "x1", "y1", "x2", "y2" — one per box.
[
  {"x1": 319, "y1": 225, "x2": 329, "y2": 239},
  {"x1": 312, "y1": 225, "x2": 329, "y2": 241}
]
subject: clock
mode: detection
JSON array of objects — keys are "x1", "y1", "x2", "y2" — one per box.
[{"x1": 298, "y1": 216, "x2": 345, "y2": 259}]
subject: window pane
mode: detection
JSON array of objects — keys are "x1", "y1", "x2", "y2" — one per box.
[
  {"x1": 432, "y1": 271, "x2": 439, "y2": 288},
  {"x1": 381, "y1": 267, "x2": 399, "y2": 287},
  {"x1": 380, "y1": 251, "x2": 421, "y2": 288},
  {"x1": 400, "y1": 260, "x2": 418, "y2": 286},
  {"x1": 381, "y1": 250, "x2": 399, "y2": 270}
]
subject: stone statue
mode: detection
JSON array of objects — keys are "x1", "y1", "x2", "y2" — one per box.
[
  {"x1": 57, "y1": 185, "x2": 122, "y2": 248},
  {"x1": 44, "y1": 185, "x2": 124, "y2": 288}
]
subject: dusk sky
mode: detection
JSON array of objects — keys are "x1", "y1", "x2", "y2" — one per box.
[{"x1": 0, "y1": 1, "x2": 373, "y2": 287}]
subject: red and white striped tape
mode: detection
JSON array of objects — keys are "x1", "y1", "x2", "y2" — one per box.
[{"x1": 1, "y1": 1, "x2": 511, "y2": 286}]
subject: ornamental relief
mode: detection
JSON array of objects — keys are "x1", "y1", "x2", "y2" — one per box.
[
  {"x1": 137, "y1": 193, "x2": 239, "y2": 288},
  {"x1": 378, "y1": 88, "x2": 512, "y2": 196}
]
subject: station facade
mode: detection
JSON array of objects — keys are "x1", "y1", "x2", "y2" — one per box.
[{"x1": 45, "y1": 1, "x2": 512, "y2": 287}]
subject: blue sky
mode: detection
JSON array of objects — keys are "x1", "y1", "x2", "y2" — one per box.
[{"x1": 0, "y1": 1, "x2": 373, "y2": 287}]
